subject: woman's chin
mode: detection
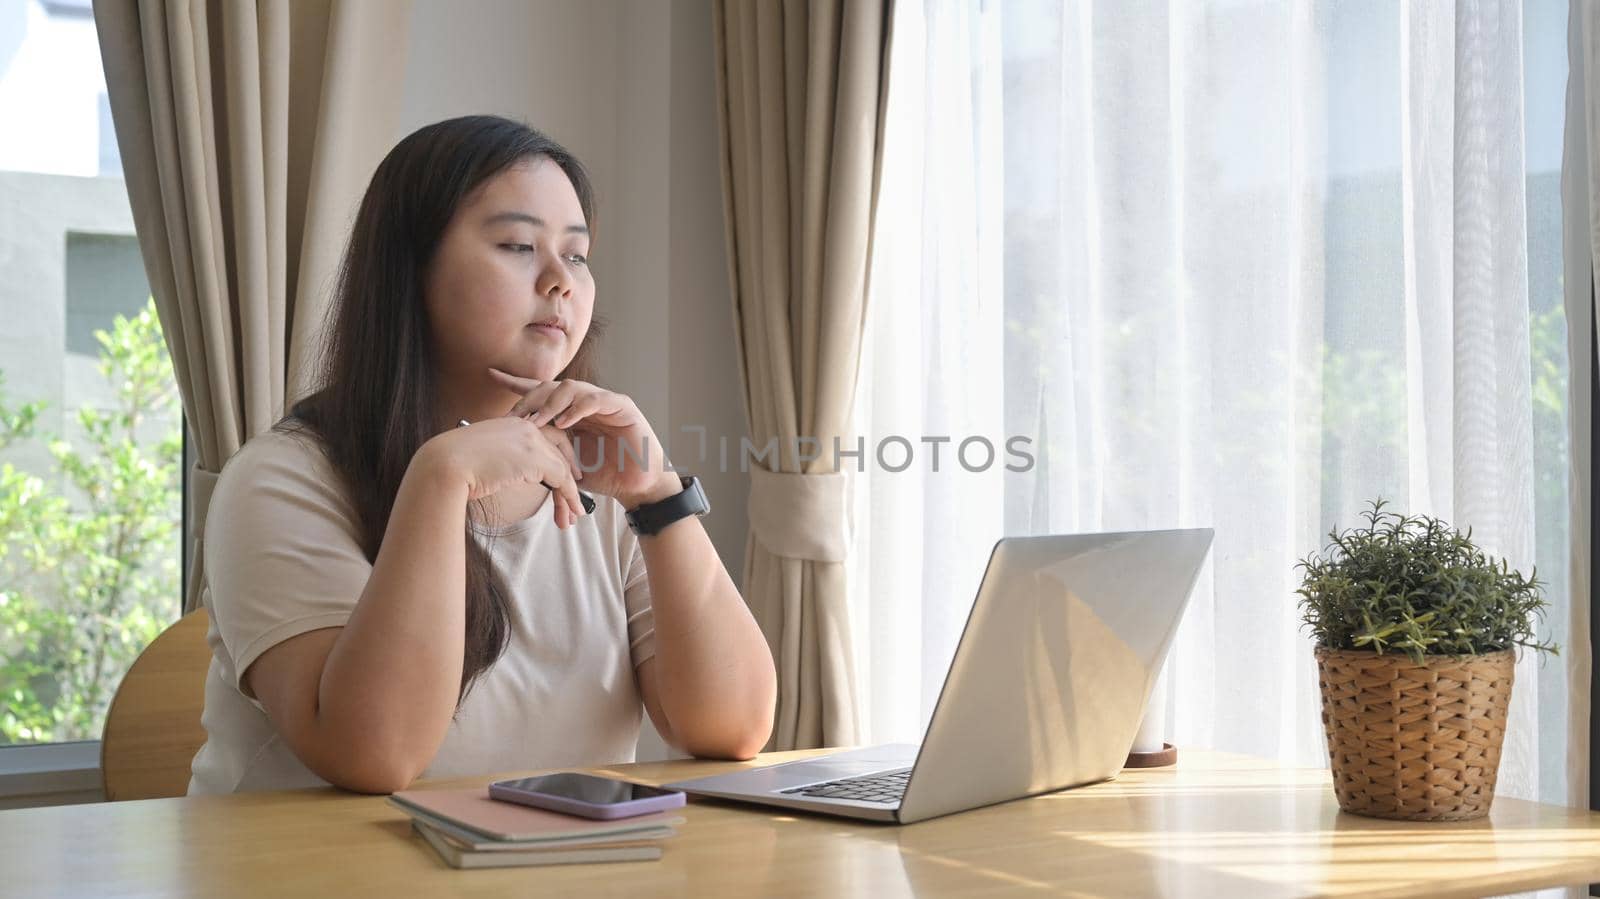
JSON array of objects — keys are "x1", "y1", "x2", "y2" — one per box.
[{"x1": 493, "y1": 360, "x2": 561, "y2": 383}]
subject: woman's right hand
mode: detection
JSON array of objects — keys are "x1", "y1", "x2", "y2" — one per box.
[{"x1": 416, "y1": 417, "x2": 588, "y2": 528}]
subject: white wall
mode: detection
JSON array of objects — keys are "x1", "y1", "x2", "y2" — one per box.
[
  {"x1": 401, "y1": 0, "x2": 750, "y2": 761},
  {"x1": 665, "y1": 0, "x2": 748, "y2": 584}
]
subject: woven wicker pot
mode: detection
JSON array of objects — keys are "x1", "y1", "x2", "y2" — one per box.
[{"x1": 1314, "y1": 646, "x2": 1514, "y2": 822}]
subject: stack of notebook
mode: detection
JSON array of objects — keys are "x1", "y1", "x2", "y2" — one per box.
[{"x1": 388, "y1": 788, "x2": 683, "y2": 869}]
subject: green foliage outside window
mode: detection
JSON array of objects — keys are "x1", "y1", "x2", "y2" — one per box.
[{"x1": 0, "y1": 300, "x2": 181, "y2": 744}]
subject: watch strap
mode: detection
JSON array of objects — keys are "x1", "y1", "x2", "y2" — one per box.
[{"x1": 625, "y1": 475, "x2": 709, "y2": 536}]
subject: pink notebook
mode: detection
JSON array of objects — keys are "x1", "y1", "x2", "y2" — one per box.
[{"x1": 388, "y1": 788, "x2": 684, "y2": 843}]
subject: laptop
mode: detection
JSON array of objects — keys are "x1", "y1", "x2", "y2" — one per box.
[{"x1": 664, "y1": 528, "x2": 1214, "y2": 824}]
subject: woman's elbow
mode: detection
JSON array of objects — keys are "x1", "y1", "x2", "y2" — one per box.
[
  {"x1": 680, "y1": 705, "x2": 774, "y2": 761},
  {"x1": 303, "y1": 739, "x2": 428, "y2": 794},
  {"x1": 683, "y1": 730, "x2": 769, "y2": 761},
  {"x1": 329, "y1": 760, "x2": 419, "y2": 794}
]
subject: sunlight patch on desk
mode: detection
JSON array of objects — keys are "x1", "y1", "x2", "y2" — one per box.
[
  {"x1": 895, "y1": 844, "x2": 1059, "y2": 891},
  {"x1": 1035, "y1": 781, "x2": 1331, "y2": 799},
  {"x1": 1061, "y1": 826, "x2": 1600, "y2": 892},
  {"x1": 1071, "y1": 827, "x2": 1600, "y2": 852}
]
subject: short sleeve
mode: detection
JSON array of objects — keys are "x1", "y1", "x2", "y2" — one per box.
[
  {"x1": 620, "y1": 525, "x2": 656, "y2": 668},
  {"x1": 204, "y1": 430, "x2": 373, "y2": 698}
]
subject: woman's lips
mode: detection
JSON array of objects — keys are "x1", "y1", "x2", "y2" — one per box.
[{"x1": 528, "y1": 323, "x2": 565, "y2": 338}]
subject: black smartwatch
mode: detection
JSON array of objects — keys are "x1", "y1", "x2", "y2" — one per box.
[{"x1": 625, "y1": 475, "x2": 709, "y2": 536}]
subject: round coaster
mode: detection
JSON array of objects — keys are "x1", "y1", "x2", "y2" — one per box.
[{"x1": 1124, "y1": 743, "x2": 1178, "y2": 768}]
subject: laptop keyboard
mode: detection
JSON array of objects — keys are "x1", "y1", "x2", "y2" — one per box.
[{"x1": 778, "y1": 768, "x2": 912, "y2": 804}]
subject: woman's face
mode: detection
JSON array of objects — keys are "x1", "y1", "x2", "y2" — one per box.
[{"x1": 424, "y1": 157, "x2": 594, "y2": 391}]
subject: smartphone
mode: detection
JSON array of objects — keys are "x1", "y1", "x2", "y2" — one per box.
[{"x1": 488, "y1": 773, "x2": 686, "y2": 820}]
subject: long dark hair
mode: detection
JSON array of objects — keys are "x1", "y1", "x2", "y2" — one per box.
[{"x1": 285, "y1": 115, "x2": 601, "y2": 704}]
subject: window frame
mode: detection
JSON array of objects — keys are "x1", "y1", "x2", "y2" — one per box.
[
  {"x1": 1589, "y1": 321, "x2": 1598, "y2": 898},
  {"x1": 1590, "y1": 325, "x2": 1598, "y2": 817}
]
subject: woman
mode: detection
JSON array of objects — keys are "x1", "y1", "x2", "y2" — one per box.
[{"x1": 188, "y1": 115, "x2": 776, "y2": 794}]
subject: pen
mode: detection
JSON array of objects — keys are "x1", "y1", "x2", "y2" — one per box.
[{"x1": 458, "y1": 419, "x2": 597, "y2": 515}]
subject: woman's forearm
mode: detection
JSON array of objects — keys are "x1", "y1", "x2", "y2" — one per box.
[
  {"x1": 312, "y1": 445, "x2": 469, "y2": 785},
  {"x1": 634, "y1": 492, "x2": 777, "y2": 758}
]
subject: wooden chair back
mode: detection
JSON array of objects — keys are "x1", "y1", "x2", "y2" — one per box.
[{"x1": 100, "y1": 608, "x2": 211, "y2": 800}]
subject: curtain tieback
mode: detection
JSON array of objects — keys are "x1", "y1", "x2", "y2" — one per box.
[
  {"x1": 746, "y1": 466, "x2": 850, "y2": 563},
  {"x1": 185, "y1": 463, "x2": 221, "y2": 613},
  {"x1": 189, "y1": 463, "x2": 220, "y2": 535}
]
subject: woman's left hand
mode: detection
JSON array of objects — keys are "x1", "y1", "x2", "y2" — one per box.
[{"x1": 487, "y1": 368, "x2": 680, "y2": 509}]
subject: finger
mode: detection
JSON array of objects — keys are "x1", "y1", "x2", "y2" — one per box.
[
  {"x1": 550, "y1": 484, "x2": 570, "y2": 529},
  {"x1": 487, "y1": 368, "x2": 557, "y2": 420},
  {"x1": 571, "y1": 430, "x2": 604, "y2": 473},
  {"x1": 553, "y1": 470, "x2": 585, "y2": 520},
  {"x1": 538, "y1": 440, "x2": 584, "y2": 519},
  {"x1": 540, "y1": 424, "x2": 582, "y2": 481},
  {"x1": 545, "y1": 482, "x2": 569, "y2": 529},
  {"x1": 552, "y1": 393, "x2": 622, "y2": 429},
  {"x1": 487, "y1": 367, "x2": 541, "y2": 393},
  {"x1": 507, "y1": 382, "x2": 558, "y2": 420},
  {"x1": 526, "y1": 382, "x2": 576, "y2": 427},
  {"x1": 528, "y1": 381, "x2": 582, "y2": 428},
  {"x1": 551, "y1": 429, "x2": 582, "y2": 481}
]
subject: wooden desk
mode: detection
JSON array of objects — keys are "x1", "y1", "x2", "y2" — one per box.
[{"x1": 3, "y1": 749, "x2": 1600, "y2": 897}]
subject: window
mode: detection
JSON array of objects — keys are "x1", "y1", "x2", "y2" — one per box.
[
  {"x1": 852, "y1": 0, "x2": 1571, "y2": 807},
  {"x1": 0, "y1": 0, "x2": 181, "y2": 748}
]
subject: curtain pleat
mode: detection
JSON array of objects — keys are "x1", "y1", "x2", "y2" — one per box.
[
  {"x1": 93, "y1": 0, "x2": 411, "y2": 613},
  {"x1": 712, "y1": 0, "x2": 891, "y2": 749}
]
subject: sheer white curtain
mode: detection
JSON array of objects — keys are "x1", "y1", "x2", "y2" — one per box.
[{"x1": 851, "y1": 0, "x2": 1578, "y2": 808}]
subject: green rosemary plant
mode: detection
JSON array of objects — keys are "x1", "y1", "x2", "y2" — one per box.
[{"x1": 1295, "y1": 499, "x2": 1557, "y2": 664}]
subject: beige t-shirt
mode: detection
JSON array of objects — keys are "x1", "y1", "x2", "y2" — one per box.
[{"x1": 187, "y1": 428, "x2": 656, "y2": 794}]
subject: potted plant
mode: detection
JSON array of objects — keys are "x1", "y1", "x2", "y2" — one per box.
[{"x1": 1296, "y1": 499, "x2": 1556, "y2": 821}]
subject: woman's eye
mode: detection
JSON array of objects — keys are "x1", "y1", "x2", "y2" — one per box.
[{"x1": 499, "y1": 243, "x2": 585, "y2": 266}]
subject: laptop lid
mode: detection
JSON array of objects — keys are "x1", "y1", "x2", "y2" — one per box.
[{"x1": 896, "y1": 528, "x2": 1213, "y2": 823}]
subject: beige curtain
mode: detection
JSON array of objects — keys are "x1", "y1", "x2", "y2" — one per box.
[
  {"x1": 712, "y1": 0, "x2": 891, "y2": 750},
  {"x1": 93, "y1": 0, "x2": 412, "y2": 613}
]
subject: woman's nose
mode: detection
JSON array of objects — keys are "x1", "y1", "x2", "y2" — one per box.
[{"x1": 534, "y1": 254, "x2": 574, "y2": 298}]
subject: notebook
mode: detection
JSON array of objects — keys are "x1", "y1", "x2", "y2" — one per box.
[
  {"x1": 402, "y1": 804, "x2": 677, "y2": 853},
  {"x1": 388, "y1": 788, "x2": 684, "y2": 843},
  {"x1": 412, "y1": 820, "x2": 663, "y2": 869}
]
